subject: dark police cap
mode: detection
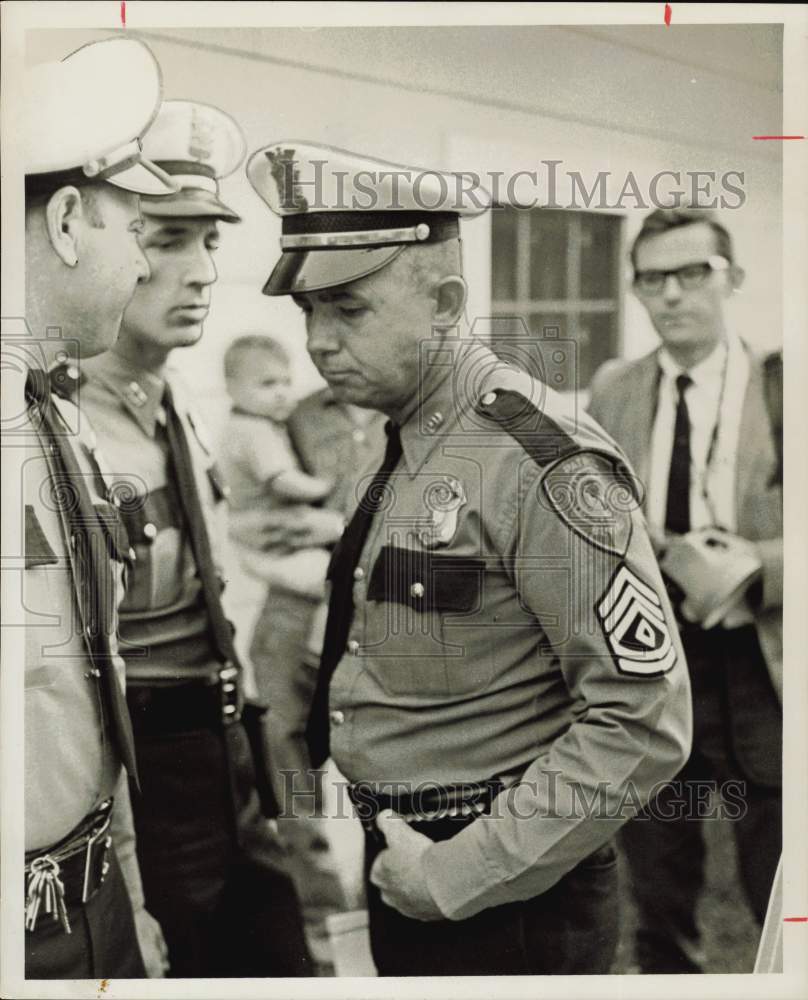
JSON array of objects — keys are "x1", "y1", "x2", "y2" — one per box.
[{"x1": 246, "y1": 142, "x2": 491, "y2": 295}]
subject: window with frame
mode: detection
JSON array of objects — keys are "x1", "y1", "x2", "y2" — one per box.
[{"x1": 490, "y1": 207, "x2": 624, "y2": 391}]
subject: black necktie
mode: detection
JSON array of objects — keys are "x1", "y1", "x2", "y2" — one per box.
[
  {"x1": 306, "y1": 422, "x2": 402, "y2": 767},
  {"x1": 25, "y1": 370, "x2": 139, "y2": 782},
  {"x1": 665, "y1": 373, "x2": 693, "y2": 535},
  {"x1": 162, "y1": 384, "x2": 241, "y2": 679}
]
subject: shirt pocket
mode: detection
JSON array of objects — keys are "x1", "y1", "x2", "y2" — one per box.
[{"x1": 365, "y1": 546, "x2": 495, "y2": 697}]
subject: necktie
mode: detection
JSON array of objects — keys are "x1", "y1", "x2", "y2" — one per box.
[
  {"x1": 665, "y1": 373, "x2": 693, "y2": 535},
  {"x1": 25, "y1": 370, "x2": 139, "y2": 782},
  {"x1": 306, "y1": 422, "x2": 402, "y2": 767},
  {"x1": 161, "y1": 383, "x2": 241, "y2": 678}
]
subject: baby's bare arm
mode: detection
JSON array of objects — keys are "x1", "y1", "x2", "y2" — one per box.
[{"x1": 271, "y1": 467, "x2": 332, "y2": 502}]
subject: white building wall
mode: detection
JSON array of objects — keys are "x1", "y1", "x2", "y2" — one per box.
[{"x1": 27, "y1": 25, "x2": 782, "y2": 439}]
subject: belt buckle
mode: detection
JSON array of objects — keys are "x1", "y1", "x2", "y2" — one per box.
[
  {"x1": 81, "y1": 802, "x2": 113, "y2": 904},
  {"x1": 219, "y1": 663, "x2": 241, "y2": 726}
]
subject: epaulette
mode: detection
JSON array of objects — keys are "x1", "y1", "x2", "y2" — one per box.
[
  {"x1": 49, "y1": 361, "x2": 85, "y2": 401},
  {"x1": 475, "y1": 385, "x2": 642, "y2": 558},
  {"x1": 474, "y1": 386, "x2": 581, "y2": 468}
]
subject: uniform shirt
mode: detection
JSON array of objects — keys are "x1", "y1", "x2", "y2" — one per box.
[
  {"x1": 23, "y1": 390, "x2": 123, "y2": 849},
  {"x1": 81, "y1": 352, "x2": 227, "y2": 684},
  {"x1": 21, "y1": 377, "x2": 131, "y2": 863},
  {"x1": 326, "y1": 341, "x2": 692, "y2": 920}
]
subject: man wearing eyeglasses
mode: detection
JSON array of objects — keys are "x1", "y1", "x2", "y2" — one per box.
[{"x1": 588, "y1": 207, "x2": 782, "y2": 974}]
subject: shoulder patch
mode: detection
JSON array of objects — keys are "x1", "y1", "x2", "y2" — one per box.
[
  {"x1": 596, "y1": 564, "x2": 677, "y2": 677},
  {"x1": 540, "y1": 449, "x2": 641, "y2": 557},
  {"x1": 475, "y1": 388, "x2": 579, "y2": 466}
]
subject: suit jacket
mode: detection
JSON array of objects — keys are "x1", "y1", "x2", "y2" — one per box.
[{"x1": 588, "y1": 346, "x2": 782, "y2": 787}]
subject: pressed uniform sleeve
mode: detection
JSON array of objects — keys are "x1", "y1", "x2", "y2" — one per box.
[{"x1": 422, "y1": 448, "x2": 692, "y2": 920}]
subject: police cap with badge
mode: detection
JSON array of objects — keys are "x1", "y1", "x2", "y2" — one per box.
[
  {"x1": 24, "y1": 37, "x2": 177, "y2": 199},
  {"x1": 246, "y1": 141, "x2": 490, "y2": 295},
  {"x1": 139, "y1": 100, "x2": 246, "y2": 222}
]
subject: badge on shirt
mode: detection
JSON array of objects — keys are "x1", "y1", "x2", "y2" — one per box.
[
  {"x1": 596, "y1": 564, "x2": 677, "y2": 676},
  {"x1": 418, "y1": 476, "x2": 467, "y2": 549},
  {"x1": 541, "y1": 450, "x2": 640, "y2": 557}
]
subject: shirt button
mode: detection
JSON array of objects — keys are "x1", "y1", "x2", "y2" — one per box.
[
  {"x1": 143, "y1": 522, "x2": 157, "y2": 541},
  {"x1": 347, "y1": 639, "x2": 360, "y2": 654},
  {"x1": 425, "y1": 411, "x2": 444, "y2": 433},
  {"x1": 353, "y1": 567, "x2": 365, "y2": 581},
  {"x1": 410, "y1": 582, "x2": 425, "y2": 598},
  {"x1": 329, "y1": 710, "x2": 345, "y2": 726}
]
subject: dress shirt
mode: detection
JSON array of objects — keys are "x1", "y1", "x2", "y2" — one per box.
[{"x1": 648, "y1": 332, "x2": 750, "y2": 534}]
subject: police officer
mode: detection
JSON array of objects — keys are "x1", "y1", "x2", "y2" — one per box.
[
  {"x1": 247, "y1": 142, "x2": 693, "y2": 975},
  {"x1": 18, "y1": 38, "x2": 176, "y2": 978},
  {"x1": 75, "y1": 101, "x2": 310, "y2": 978}
]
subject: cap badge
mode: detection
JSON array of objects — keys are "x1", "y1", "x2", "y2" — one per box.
[
  {"x1": 189, "y1": 107, "x2": 214, "y2": 162},
  {"x1": 266, "y1": 147, "x2": 309, "y2": 211},
  {"x1": 418, "y1": 476, "x2": 467, "y2": 549}
]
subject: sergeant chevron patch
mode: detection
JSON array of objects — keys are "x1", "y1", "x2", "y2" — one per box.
[{"x1": 596, "y1": 564, "x2": 677, "y2": 676}]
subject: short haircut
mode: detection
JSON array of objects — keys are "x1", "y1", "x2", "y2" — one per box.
[
  {"x1": 630, "y1": 208, "x2": 735, "y2": 268},
  {"x1": 25, "y1": 176, "x2": 108, "y2": 229},
  {"x1": 224, "y1": 334, "x2": 290, "y2": 381},
  {"x1": 398, "y1": 238, "x2": 463, "y2": 291}
]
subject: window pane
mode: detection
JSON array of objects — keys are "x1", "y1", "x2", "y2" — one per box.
[
  {"x1": 528, "y1": 210, "x2": 567, "y2": 300},
  {"x1": 577, "y1": 311, "x2": 619, "y2": 388},
  {"x1": 491, "y1": 207, "x2": 518, "y2": 301},
  {"x1": 580, "y1": 213, "x2": 621, "y2": 299}
]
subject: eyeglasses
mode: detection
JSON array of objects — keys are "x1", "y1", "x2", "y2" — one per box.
[{"x1": 633, "y1": 255, "x2": 730, "y2": 297}]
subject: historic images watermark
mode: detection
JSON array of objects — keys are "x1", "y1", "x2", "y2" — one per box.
[
  {"x1": 276, "y1": 771, "x2": 748, "y2": 823},
  {"x1": 266, "y1": 148, "x2": 747, "y2": 212}
]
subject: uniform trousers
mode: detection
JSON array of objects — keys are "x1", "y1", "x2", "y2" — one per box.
[
  {"x1": 128, "y1": 696, "x2": 311, "y2": 978},
  {"x1": 25, "y1": 848, "x2": 146, "y2": 980},
  {"x1": 364, "y1": 817, "x2": 619, "y2": 976},
  {"x1": 621, "y1": 624, "x2": 782, "y2": 973}
]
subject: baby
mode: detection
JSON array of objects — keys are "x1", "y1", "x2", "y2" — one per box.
[{"x1": 221, "y1": 334, "x2": 332, "y2": 600}]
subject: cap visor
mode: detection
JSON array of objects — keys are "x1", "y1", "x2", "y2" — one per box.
[
  {"x1": 105, "y1": 158, "x2": 179, "y2": 196},
  {"x1": 263, "y1": 245, "x2": 404, "y2": 296},
  {"x1": 140, "y1": 187, "x2": 241, "y2": 222}
]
